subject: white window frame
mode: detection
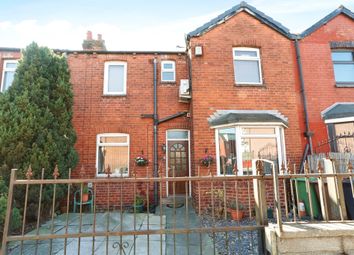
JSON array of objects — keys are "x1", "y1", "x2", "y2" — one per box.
[
  {"x1": 1, "y1": 59, "x2": 18, "y2": 92},
  {"x1": 161, "y1": 60, "x2": 176, "y2": 82},
  {"x1": 215, "y1": 124, "x2": 286, "y2": 176},
  {"x1": 103, "y1": 61, "x2": 127, "y2": 96},
  {"x1": 96, "y1": 133, "x2": 130, "y2": 177},
  {"x1": 233, "y1": 47, "x2": 263, "y2": 85},
  {"x1": 331, "y1": 50, "x2": 354, "y2": 85}
]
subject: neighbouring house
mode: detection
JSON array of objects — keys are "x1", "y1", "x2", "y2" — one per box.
[
  {"x1": 0, "y1": 48, "x2": 21, "y2": 93},
  {"x1": 0, "y1": 2, "x2": 353, "y2": 208},
  {"x1": 298, "y1": 6, "x2": 354, "y2": 154}
]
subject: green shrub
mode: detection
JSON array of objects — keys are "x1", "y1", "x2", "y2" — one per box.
[
  {"x1": 0, "y1": 180, "x2": 22, "y2": 233},
  {"x1": 0, "y1": 42, "x2": 78, "y2": 218}
]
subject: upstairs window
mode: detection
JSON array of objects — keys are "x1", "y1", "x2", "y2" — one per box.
[
  {"x1": 331, "y1": 51, "x2": 354, "y2": 86},
  {"x1": 103, "y1": 61, "x2": 127, "y2": 95},
  {"x1": 1, "y1": 60, "x2": 18, "y2": 92},
  {"x1": 161, "y1": 60, "x2": 176, "y2": 82},
  {"x1": 233, "y1": 48, "x2": 262, "y2": 85}
]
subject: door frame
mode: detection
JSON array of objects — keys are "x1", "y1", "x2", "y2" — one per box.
[{"x1": 165, "y1": 129, "x2": 191, "y2": 197}]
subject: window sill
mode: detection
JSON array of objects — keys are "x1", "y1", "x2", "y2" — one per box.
[
  {"x1": 235, "y1": 83, "x2": 266, "y2": 88},
  {"x1": 335, "y1": 83, "x2": 354, "y2": 88},
  {"x1": 96, "y1": 174, "x2": 129, "y2": 178},
  {"x1": 160, "y1": 81, "x2": 176, "y2": 85},
  {"x1": 102, "y1": 94, "x2": 127, "y2": 97}
]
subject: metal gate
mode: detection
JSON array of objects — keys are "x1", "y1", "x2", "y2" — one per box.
[{"x1": 1, "y1": 161, "x2": 289, "y2": 255}]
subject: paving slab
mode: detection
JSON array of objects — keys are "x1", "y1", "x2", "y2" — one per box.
[
  {"x1": 7, "y1": 212, "x2": 167, "y2": 255},
  {"x1": 7, "y1": 200, "x2": 213, "y2": 255}
]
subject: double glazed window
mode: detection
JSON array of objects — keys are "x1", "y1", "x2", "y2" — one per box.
[
  {"x1": 96, "y1": 134, "x2": 129, "y2": 176},
  {"x1": 1, "y1": 60, "x2": 18, "y2": 92},
  {"x1": 161, "y1": 61, "x2": 176, "y2": 82},
  {"x1": 103, "y1": 61, "x2": 127, "y2": 95},
  {"x1": 329, "y1": 121, "x2": 354, "y2": 153},
  {"x1": 216, "y1": 126, "x2": 286, "y2": 175},
  {"x1": 331, "y1": 51, "x2": 354, "y2": 85},
  {"x1": 233, "y1": 48, "x2": 262, "y2": 85}
]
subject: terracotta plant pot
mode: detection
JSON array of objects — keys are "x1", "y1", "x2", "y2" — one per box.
[
  {"x1": 82, "y1": 193, "x2": 89, "y2": 202},
  {"x1": 299, "y1": 210, "x2": 306, "y2": 218},
  {"x1": 229, "y1": 209, "x2": 244, "y2": 220},
  {"x1": 60, "y1": 205, "x2": 68, "y2": 214}
]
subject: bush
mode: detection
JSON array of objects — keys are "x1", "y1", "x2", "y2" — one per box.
[
  {"x1": 0, "y1": 179, "x2": 22, "y2": 235},
  {"x1": 0, "y1": 42, "x2": 78, "y2": 216}
]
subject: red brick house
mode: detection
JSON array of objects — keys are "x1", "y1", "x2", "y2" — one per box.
[
  {"x1": 0, "y1": 2, "x2": 353, "y2": 206},
  {"x1": 297, "y1": 6, "x2": 354, "y2": 154},
  {"x1": 187, "y1": 2, "x2": 304, "y2": 180},
  {"x1": 0, "y1": 48, "x2": 21, "y2": 93}
]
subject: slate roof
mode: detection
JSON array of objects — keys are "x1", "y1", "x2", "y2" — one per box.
[
  {"x1": 300, "y1": 5, "x2": 354, "y2": 38},
  {"x1": 208, "y1": 110, "x2": 288, "y2": 127},
  {"x1": 321, "y1": 103, "x2": 354, "y2": 120},
  {"x1": 187, "y1": 1, "x2": 293, "y2": 39}
]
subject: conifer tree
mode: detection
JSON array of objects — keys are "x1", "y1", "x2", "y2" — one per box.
[{"x1": 0, "y1": 42, "x2": 78, "y2": 206}]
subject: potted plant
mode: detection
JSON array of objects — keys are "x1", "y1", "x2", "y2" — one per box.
[
  {"x1": 134, "y1": 195, "x2": 145, "y2": 213},
  {"x1": 228, "y1": 201, "x2": 244, "y2": 220},
  {"x1": 81, "y1": 186, "x2": 90, "y2": 202},
  {"x1": 200, "y1": 155, "x2": 213, "y2": 167},
  {"x1": 135, "y1": 155, "x2": 148, "y2": 166}
]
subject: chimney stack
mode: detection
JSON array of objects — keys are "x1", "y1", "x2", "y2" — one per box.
[
  {"x1": 86, "y1": 31, "x2": 93, "y2": 40},
  {"x1": 82, "y1": 30, "x2": 107, "y2": 51}
]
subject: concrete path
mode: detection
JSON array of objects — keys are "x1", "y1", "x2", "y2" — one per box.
[
  {"x1": 156, "y1": 198, "x2": 214, "y2": 255},
  {"x1": 7, "y1": 212, "x2": 166, "y2": 255},
  {"x1": 6, "y1": 200, "x2": 214, "y2": 255}
]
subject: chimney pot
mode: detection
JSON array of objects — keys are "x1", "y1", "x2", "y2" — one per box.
[
  {"x1": 83, "y1": 31, "x2": 106, "y2": 51},
  {"x1": 87, "y1": 31, "x2": 93, "y2": 40}
]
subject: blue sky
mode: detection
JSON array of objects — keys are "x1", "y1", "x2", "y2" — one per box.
[{"x1": 1, "y1": 0, "x2": 354, "y2": 51}]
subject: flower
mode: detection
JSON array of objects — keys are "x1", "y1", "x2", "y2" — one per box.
[
  {"x1": 135, "y1": 155, "x2": 148, "y2": 166},
  {"x1": 200, "y1": 155, "x2": 213, "y2": 167}
]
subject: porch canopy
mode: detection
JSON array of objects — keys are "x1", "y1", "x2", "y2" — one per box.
[
  {"x1": 208, "y1": 110, "x2": 288, "y2": 127},
  {"x1": 322, "y1": 103, "x2": 354, "y2": 122}
]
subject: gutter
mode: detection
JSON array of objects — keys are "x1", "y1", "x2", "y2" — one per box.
[{"x1": 294, "y1": 38, "x2": 313, "y2": 164}]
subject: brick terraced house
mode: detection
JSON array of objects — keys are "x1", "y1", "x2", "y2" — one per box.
[{"x1": 0, "y1": 2, "x2": 353, "y2": 208}]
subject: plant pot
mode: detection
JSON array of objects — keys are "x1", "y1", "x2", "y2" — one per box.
[
  {"x1": 136, "y1": 162, "x2": 147, "y2": 166},
  {"x1": 229, "y1": 209, "x2": 244, "y2": 220},
  {"x1": 82, "y1": 193, "x2": 89, "y2": 203},
  {"x1": 299, "y1": 210, "x2": 306, "y2": 218},
  {"x1": 60, "y1": 205, "x2": 68, "y2": 214}
]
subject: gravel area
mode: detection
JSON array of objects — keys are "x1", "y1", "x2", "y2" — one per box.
[{"x1": 201, "y1": 215, "x2": 261, "y2": 255}]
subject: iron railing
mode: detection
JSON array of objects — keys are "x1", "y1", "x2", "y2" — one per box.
[{"x1": 1, "y1": 159, "x2": 354, "y2": 255}]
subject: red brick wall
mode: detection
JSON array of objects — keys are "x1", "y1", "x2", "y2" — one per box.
[
  {"x1": 189, "y1": 11, "x2": 304, "y2": 178},
  {"x1": 67, "y1": 52, "x2": 190, "y2": 206},
  {"x1": 299, "y1": 14, "x2": 354, "y2": 153}
]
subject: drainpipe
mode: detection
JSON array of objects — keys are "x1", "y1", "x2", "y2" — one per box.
[
  {"x1": 153, "y1": 58, "x2": 159, "y2": 205},
  {"x1": 295, "y1": 38, "x2": 313, "y2": 156},
  {"x1": 144, "y1": 58, "x2": 189, "y2": 206},
  {"x1": 153, "y1": 58, "x2": 158, "y2": 206}
]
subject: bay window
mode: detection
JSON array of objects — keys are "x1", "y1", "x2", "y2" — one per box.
[
  {"x1": 334, "y1": 122, "x2": 354, "y2": 153},
  {"x1": 216, "y1": 126, "x2": 286, "y2": 175}
]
